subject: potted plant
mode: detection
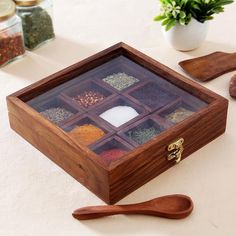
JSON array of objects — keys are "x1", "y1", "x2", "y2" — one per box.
[{"x1": 154, "y1": 0, "x2": 234, "y2": 51}]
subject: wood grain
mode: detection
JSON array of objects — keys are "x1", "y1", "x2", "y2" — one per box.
[
  {"x1": 109, "y1": 98, "x2": 228, "y2": 203},
  {"x1": 179, "y1": 52, "x2": 236, "y2": 82},
  {"x1": 7, "y1": 42, "x2": 229, "y2": 204},
  {"x1": 229, "y1": 74, "x2": 236, "y2": 99},
  {"x1": 7, "y1": 97, "x2": 111, "y2": 203}
]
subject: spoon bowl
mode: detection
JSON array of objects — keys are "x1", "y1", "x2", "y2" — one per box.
[{"x1": 72, "y1": 194, "x2": 193, "y2": 220}]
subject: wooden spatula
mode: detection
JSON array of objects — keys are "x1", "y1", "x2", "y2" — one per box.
[
  {"x1": 72, "y1": 194, "x2": 193, "y2": 220},
  {"x1": 179, "y1": 52, "x2": 236, "y2": 81}
]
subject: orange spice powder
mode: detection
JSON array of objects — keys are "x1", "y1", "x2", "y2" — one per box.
[{"x1": 69, "y1": 124, "x2": 105, "y2": 146}]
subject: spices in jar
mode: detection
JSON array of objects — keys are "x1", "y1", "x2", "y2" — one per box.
[
  {"x1": 128, "y1": 126, "x2": 161, "y2": 145},
  {"x1": 69, "y1": 124, "x2": 105, "y2": 146},
  {"x1": 0, "y1": 33, "x2": 25, "y2": 67},
  {"x1": 0, "y1": 0, "x2": 25, "y2": 67},
  {"x1": 40, "y1": 107, "x2": 74, "y2": 125},
  {"x1": 165, "y1": 107, "x2": 194, "y2": 124},
  {"x1": 102, "y1": 72, "x2": 139, "y2": 91},
  {"x1": 100, "y1": 106, "x2": 139, "y2": 127},
  {"x1": 72, "y1": 90, "x2": 105, "y2": 108},
  {"x1": 15, "y1": 0, "x2": 55, "y2": 50},
  {"x1": 100, "y1": 148, "x2": 127, "y2": 163}
]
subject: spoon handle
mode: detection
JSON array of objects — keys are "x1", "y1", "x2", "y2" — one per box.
[{"x1": 73, "y1": 202, "x2": 154, "y2": 220}]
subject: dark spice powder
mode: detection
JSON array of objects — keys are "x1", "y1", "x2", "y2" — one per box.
[
  {"x1": 130, "y1": 83, "x2": 174, "y2": 109},
  {"x1": 73, "y1": 90, "x2": 105, "y2": 108},
  {"x1": 17, "y1": 6, "x2": 55, "y2": 50},
  {"x1": 0, "y1": 34, "x2": 25, "y2": 66}
]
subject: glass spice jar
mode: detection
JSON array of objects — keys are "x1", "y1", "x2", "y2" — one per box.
[
  {"x1": 0, "y1": 0, "x2": 25, "y2": 67},
  {"x1": 15, "y1": 0, "x2": 55, "y2": 50}
]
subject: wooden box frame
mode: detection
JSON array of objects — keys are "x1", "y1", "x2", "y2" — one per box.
[{"x1": 7, "y1": 42, "x2": 228, "y2": 204}]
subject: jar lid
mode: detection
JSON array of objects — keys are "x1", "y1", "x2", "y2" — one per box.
[
  {"x1": 14, "y1": 0, "x2": 43, "y2": 7},
  {"x1": 0, "y1": 0, "x2": 16, "y2": 22}
]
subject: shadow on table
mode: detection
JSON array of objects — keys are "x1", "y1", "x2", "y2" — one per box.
[
  {"x1": 1, "y1": 36, "x2": 99, "y2": 82},
  {"x1": 182, "y1": 40, "x2": 236, "y2": 57},
  {"x1": 77, "y1": 211, "x2": 187, "y2": 235}
]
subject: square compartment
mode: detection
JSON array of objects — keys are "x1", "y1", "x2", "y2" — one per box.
[
  {"x1": 157, "y1": 100, "x2": 198, "y2": 125},
  {"x1": 101, "y1": 72, "x2": 140, "y2": 92},
  {"x1": 95, "y1": 56, "x2": 147, "y2": 92},
  {"x1": 118, "y1": 116, "x2": 167, "y2": 147},
  {"x1": 91, "y1": 136, "x2": 134, "y2": 166},
  {"x1": 91, "y1": 95, "x2": 148, "y2": 131},
  {"x1": 62, "y1": 79, "x2": 116, "y2": 110},
  {"x1": 32, "y1": 96, "x2": 81, "y2": 126},
  {"x1": 125, "y1": 81, "x2": 179, "y2": 112},
  {"x1": 61, "y1": 114, "x2": 114, "y2": 146}
]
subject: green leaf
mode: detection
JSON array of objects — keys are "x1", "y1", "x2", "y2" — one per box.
[
  {"x1": 179, "y1": 18, "x2": 186, "y2": 25},
  {"x1": 154, "y1": 15, "x2": 166, "y2": 21},
  {"x1": 154, "y1": 0, "x2": 234, "y2": 26},
  {"x1": 179, "y1": 11, "x2": 186, "y2": 18},
  {"x1": 162, "y1": 18, "x2": 170, "y2": 26},
  {"x1": 165, "y1": 19, "x2": 176, "y2": 30}
]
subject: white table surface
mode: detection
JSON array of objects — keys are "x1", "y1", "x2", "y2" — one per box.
[{"x1": 1, "y1": 1, "x2": 236, "y2": 235}]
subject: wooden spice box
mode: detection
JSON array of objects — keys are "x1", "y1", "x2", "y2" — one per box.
[{"x1": 7, "y1": 43, "x2": 228, "y2": 204}]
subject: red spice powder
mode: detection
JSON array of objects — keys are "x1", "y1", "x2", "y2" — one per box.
[
  {"x1": 0, "y1": 34, "x2": 25, "y2": 66},
  {"x1": 100, "y1": 148, "x2": 127, "y2": 163}
]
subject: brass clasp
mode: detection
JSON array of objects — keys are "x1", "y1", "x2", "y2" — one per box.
[{"x1": 167, "y1": 138, "x2": 184, "y2": 164}]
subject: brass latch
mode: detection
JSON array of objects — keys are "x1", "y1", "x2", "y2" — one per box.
[{"x1": 167, "y1": 138, "x2": 184, "y2": 164}]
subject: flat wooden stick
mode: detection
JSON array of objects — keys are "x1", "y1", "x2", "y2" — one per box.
[{"x1": 179, "y1": 52, "x2": 236, "y2": 81}]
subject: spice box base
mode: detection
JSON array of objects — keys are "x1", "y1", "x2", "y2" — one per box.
[{"x1": 7, "y1": 42, "x2": 228, "y2": 204}]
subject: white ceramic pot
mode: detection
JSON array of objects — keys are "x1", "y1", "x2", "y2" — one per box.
[{"x1": 162, "y1": 18, "x2": 209, "y2": 51}]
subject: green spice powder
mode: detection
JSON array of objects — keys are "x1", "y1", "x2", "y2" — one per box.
[
  {"x1": 128, "y1": 127, "x2": 161, "y2": 145},
  {"x1": 165, "y1": 107, "x2": 194, "y2": 124},
  {"x1": 17, "y1": 7, "x2": 55, "y2": 50},
  {"x1": 102, "y1": 73, "x2": 139, "y2": 91}
]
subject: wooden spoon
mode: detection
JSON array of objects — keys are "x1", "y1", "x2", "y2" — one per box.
[
  {"x1": 72, "y1": 194, "x2": 193, "y2": 220},
  {"x1": 179, "y1": 52, "x2": 236, "y2": 81}
]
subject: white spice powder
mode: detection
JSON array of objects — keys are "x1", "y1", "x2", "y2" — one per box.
[{"x1": 99, "y1": 106, "x2": 139, "y2": 127}]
